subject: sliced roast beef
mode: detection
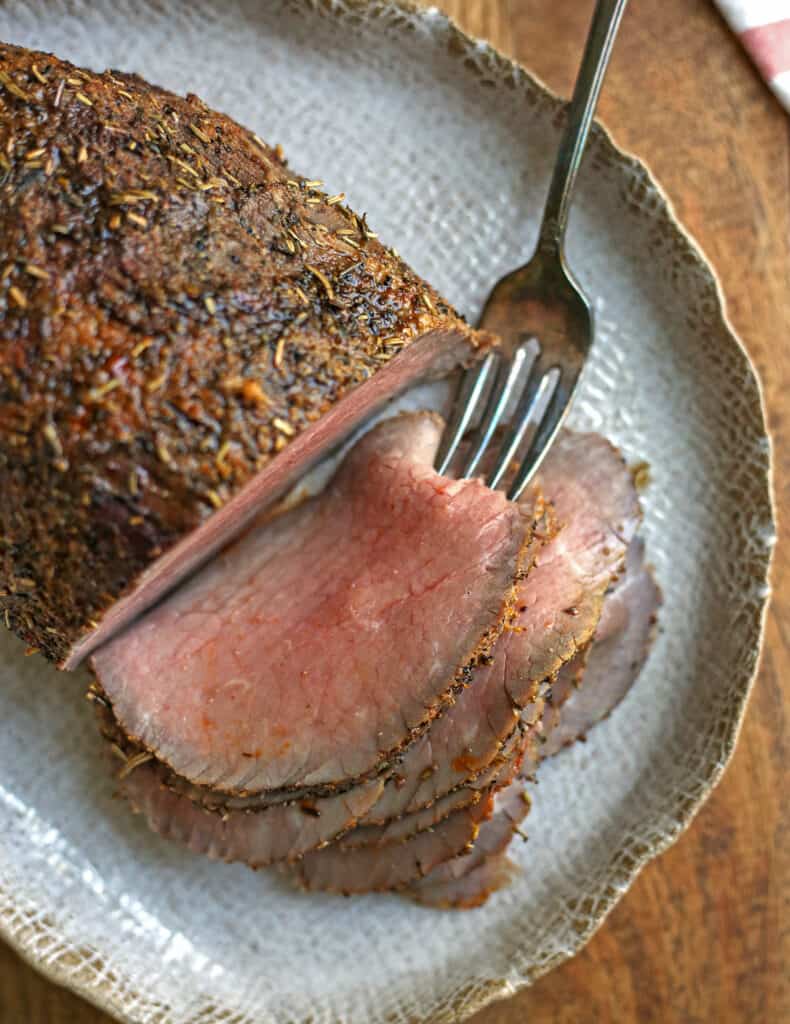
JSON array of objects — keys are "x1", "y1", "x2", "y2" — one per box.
[
  {"x1": 0, "y1": 43, "x2": 487, "y2": 668},
  {"x1": 92, "y1": 412, "x2": 536, "y2": 793},
  {"x1": 356, "y1": 538, "x2": 659, "y2": 906},
  {"x1": 109, "y1": 724, "x2": 524, "y2": 870},
  {"x1": 542, "y1": 539, "x2": 661, "y2": 757},
  {"x1": 410, "y1": 539, "x2": 661, "y2": 908},
  {"x1": 407, "y1": 781, "x2": 529, "y2": 906},
  {"x1": 289, "y1": 737, "x2": 532, "y2": 896},
  {"x1": 502, "y1": 432, "x2": 641, "y2": 689},
  {"x1": 409, "y1": 852, "x2": 518, "y2": 909},
  {"x1": 283, "y1": 437, "x2": 644, "y2": 899},
  {"x1": 94, "y1": 694, "x2": 382, "y2": 862},
  {"x1": 136, "y1": 730, "x2": 508, "y2": 820},
  {"x1": 359, "y1": 431, "x2": 641, "y2": 821},
  {"x1": 272, "y1": 430, "x2": 639, "y2": 827},
  {"x1": 90, "y1": 419, "x2": 649, "y2": 896},
  {"x1": 535, "y1": 645, "x2": 591, "y2": 756},
  {"x1": 96, "y1": 426, "x2": 640, "y2": 880},
  {"x1": 288, "y1": 789, "x2": 496, "y2": 894},
  {"x1": 94, "y1": 705, "x2": 522, "y2": 871},
  {"x1": 333, "y1": 722, "x2": 529, "y2": 852},
  {"x1": 118, "y1": 759, "x2": 386, "y2": 867},
  {"x1": 284, "y1": 717, "x2": 533, "y2": 889}
]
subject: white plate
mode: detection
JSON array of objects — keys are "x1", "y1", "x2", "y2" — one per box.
[{"x1": 0, "y1": 2, "x2": 774, "y2": 1022}]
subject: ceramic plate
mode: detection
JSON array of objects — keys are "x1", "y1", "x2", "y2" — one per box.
[{"x1": 0, "y1": 2, "x2": 774, "y2": 1022}]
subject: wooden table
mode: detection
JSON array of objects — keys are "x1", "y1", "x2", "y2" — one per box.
[{"x1": 1, "y1": 1, "x2": 787, "y2": 1021}]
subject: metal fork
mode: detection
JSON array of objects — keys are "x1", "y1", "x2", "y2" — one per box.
[{"x1": 435, "y1": 0, "x2": 628, "y2": 500}]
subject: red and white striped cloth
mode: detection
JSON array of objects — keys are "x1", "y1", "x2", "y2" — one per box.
[{"x1": 715, "y1": 1, "x2": 790, "y2": 109}]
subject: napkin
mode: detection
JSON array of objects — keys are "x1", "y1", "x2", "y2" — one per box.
[{"x1": 715, "y1": 1, "x2": 790, "y2": 109}]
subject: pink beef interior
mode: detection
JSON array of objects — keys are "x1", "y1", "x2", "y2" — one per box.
[
  {"x1": 542, "y1": 538, "x2": 661, "y2": 757},
  {"x1": 290, "y1": 788, "x2": 497, "y2": 894},
  {"x1": 120, "y1": 763, "x2": 387, "y2": 868},
  {"x1": 67, "y1": 329, "x2": 472, "y2": 669},
  {"x1": 380, "y1": 431, "x2": 641, "y2": 815},
  {"x1": 92, "y1": 411, "x2": 532, "y2": 794},
  {"x1": 408, "y1": 779, "x2": 530, "y2": 896}
]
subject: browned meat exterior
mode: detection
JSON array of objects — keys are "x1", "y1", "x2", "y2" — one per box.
[
  {"x1": 92, "y1": 413, "x2": 537, "y2": 794},
  {"x1": 0, "y1": 43, "x2": 484, "y2": 667}
]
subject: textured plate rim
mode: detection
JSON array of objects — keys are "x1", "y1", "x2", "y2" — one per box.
[{"x1": 0, "y1": 1, "x2": 775, "y2": 1022}]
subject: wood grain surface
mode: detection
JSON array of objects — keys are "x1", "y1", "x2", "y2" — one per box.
[{"x1": 0, "y1": 1, "x2": 787, "y2": 1022}]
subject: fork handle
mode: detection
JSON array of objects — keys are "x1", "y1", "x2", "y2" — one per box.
[{"x1": 537, "y1": 0, "x2": 628, "y2": 252}]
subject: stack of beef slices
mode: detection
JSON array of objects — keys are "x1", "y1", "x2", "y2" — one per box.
[
  {"x1": 0, "y1": 43, "x2": 661, "y2": 907},
  {"x1": 90, "y1": 411, "x2": 659, "y2": 906}
]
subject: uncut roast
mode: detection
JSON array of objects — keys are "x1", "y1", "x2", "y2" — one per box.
[{"x1": 0, "y1": 43, "x2": 660, "y2": 907}]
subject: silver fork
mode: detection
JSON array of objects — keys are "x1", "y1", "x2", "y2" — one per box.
[{"x1": 435, "y1": 0, "x2": 628, "y2": 500}]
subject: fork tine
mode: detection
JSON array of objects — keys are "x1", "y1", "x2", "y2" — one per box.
[
  {"x1": 484, "y1": 338, "x2": 544, "y2": 490},
  {"x1": 458, "y1": 343, "x2": 533, "y2": 480},
  {"x1": 434, "y1": 351, "x2": 498, "y2": 475},
  {"x1": 506, "y1": 366, "x2": 566, "y2": 502}
]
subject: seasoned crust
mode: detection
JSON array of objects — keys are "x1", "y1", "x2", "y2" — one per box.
[{"x1": 0, "y1": 43, "x2": 483, "y2": 662}]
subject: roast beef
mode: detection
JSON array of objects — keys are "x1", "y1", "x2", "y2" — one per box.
[
  {"x1": 288, "y1": 787, "x2": 497, "y2": 895},
  {"x1": 99, "y1": 715, "x2": 525, "y2": 869},
  {"x1": 409, "y1": 852, "x2": 518, "y2": 909},
  {"x1": 118, "y1": 759, "x2": 386, "y2": 868},
  {"x1": 282, "y1": 719, "x2": 535, "y2": 891},
  {"x1": 289, "y1": 742, "x2": 531, "y2": 896},
  {"x1": 407, "y1": 781, "x2": 529, "y2": 907},
  {"x1": 360, "y1": 431, "x2": 641, "y2": 820},
  {"x1": 329, "y1": 722, "x2": 530, "y2": 852},
  {"x1": 93, "y1": 426, "x2": 645, "y2": 886},
  {"x1": 0, "y1": 44, "x2": 660, "y2": 909},
  {"x1": 284, "y1": 753, "x2": 532, "y2": 897},
  {"x1": 92, "y1": 413, "x2": 536, "y2": 793},
  {"x1": 0, "y1": 43, "x2": 486, "y2": 668},
  {"x1": 242, "y1": 430, "x2": 638, "y2": 827},
  {"x1": 542, "y1": 538, "x2": 661, "y2": 757},
  {"x1": 410, "y1": 540, "x2": 660, "y2": 908},
  {"x1": 383, "y1": 537, "x2": 660, "y2": 908},
  {"x1": 279, "y1": 435, "x2": 645, "y2": 896}
]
